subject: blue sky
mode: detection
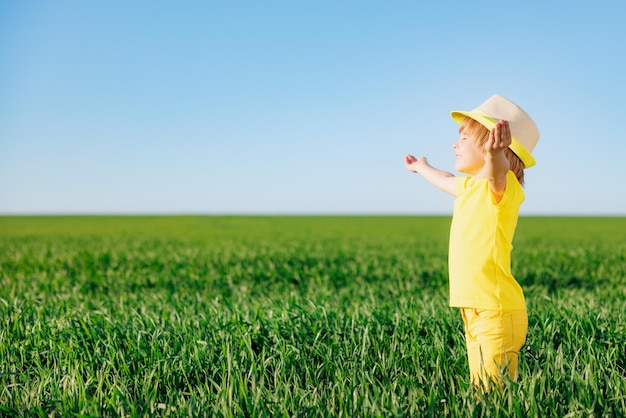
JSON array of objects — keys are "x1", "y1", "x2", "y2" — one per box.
[{"x1": 1, "y1": 1, "x2": 624, "y2": 215}]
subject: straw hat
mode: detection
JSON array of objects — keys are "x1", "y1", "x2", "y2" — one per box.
[{"x1": 450, "y1": 94, "x2": 539, "y2": 168}]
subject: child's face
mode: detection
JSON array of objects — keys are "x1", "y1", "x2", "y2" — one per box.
[{"x1": 453, "y1": 130, "x2": 484, "y2": 174}]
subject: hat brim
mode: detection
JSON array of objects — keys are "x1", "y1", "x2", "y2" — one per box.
[{"x1": 451, "y1": 110, "x2": 536, "y2": 168}]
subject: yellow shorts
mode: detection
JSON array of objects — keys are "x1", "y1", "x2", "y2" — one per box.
[{"x1": 461, "y1": 308, "x2": 528, "y2": 390}]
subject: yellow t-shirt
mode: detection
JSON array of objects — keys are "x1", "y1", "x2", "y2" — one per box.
[{"x1": 448, "y1": 171, "x2": 526, "y2": 310}]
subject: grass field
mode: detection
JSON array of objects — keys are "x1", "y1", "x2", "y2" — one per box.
[{"x1": 1, "y1": 216, "x2": 625, "y2": 417}]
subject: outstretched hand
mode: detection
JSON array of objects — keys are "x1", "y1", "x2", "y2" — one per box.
[
  {"x1": 404, "y1": 154, "x2": 428, "y2": 173},
  {"x1": 404, "y1": 153, "x2": 456, "y2": 196},
  {"x1": 485, "y1": 120, "x2": 512, "y2": 154}
]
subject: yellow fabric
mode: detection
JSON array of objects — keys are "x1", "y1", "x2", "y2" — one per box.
[
  {"x1": 461, "y1": 308, "x2": 528, "y2": 389},
  {"x1": 448, "y1": 171, "x2": 526, "y2": 310}
]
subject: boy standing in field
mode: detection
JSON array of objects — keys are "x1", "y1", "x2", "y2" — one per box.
[{"x1": 404, "y1": 94, "x2": 539, "y2": 390}]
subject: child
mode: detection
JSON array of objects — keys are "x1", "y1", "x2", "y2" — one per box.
[{"x1": 404, "y1": 94, "x2": 539, "y2": 390}]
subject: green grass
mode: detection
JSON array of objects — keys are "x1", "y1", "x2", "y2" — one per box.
[{"x1": 1, "y1": 216, "x2": 625, "y2": 417}]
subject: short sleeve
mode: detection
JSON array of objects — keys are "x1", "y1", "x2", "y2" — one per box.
[
  {"x1": 455, "y1": 176, "x2": 472, "y2": 197},
  {"x1": 499, "y1": 171, "x2": 525, "y2": 207}
]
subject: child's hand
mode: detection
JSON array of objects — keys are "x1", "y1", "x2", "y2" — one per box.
[
  {"x1": 485, "y1": 120, "x2": 512, "y2": 153},
  {"x1": 404, "y1": 154, "x2": 428, "y2": 173}
]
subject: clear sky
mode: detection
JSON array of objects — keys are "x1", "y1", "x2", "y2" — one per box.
[{"x1": 1, "y1": 1, "x2": 625, "y2": 215}]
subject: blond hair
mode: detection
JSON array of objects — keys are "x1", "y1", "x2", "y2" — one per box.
[{"x1": 459, "y1": 117, "x2": 525, "y2": 186}]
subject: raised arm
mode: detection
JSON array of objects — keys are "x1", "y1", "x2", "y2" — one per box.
[
  {"x1": 404, "y1": 154, "x2": 456, "y2": 197},
  {"x1": 482, "y1": 120, "x2": 511, "y2": 203}
]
